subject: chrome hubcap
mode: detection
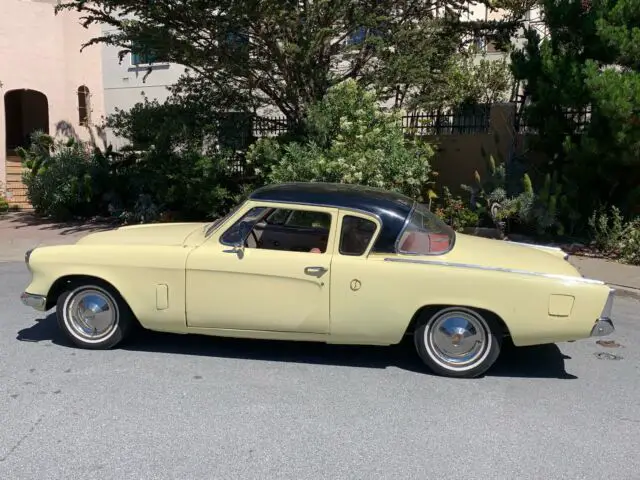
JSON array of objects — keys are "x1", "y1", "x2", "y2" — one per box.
[
  {"x1": 66, "y1": 288, "x2": 118, "y2": 341},
  {"x1": 426, "y1": 310, "x2": 489, "y2": 368}
]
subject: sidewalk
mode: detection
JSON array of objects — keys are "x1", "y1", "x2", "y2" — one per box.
[
  {"x1": 1, "y1": 213, "x2": 639, "y2": 300},
  {"x1": 0, "y1": 212, "x2": 116, "y2": 262},
  {"x1": 569, "y1": 256, "x2": 640, "y2": 300}
]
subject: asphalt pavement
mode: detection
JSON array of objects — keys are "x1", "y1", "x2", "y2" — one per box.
[{"x1": 1, "y1": 261, "x2": 639, "y2": 479}]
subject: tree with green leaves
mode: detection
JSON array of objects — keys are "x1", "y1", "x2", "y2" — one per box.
[
  {"x1": 248, "y1": 79, "x2": 435, "y2": 199},
  {"x1": 58, "y1": 0, "x2": 524, "y2": 130},
  {"x1": 510, "y1": 0, "x2": 640, "y2": 223}
]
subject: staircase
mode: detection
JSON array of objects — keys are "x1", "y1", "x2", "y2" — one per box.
[{"x1": 4, "y1": 154, "x2": 32, "y2": 211}]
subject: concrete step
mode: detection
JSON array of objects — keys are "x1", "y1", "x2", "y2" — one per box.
[
  {"x1": 4, "y1": 155, "x2": 31, "y2": 208},
  {"x1": 6, "y1": 165, "x2": 26, "y2": 174}
]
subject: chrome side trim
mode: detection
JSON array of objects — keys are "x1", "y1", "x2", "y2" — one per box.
[
  {"x1": 509, "y1": 241, "x2": 569, "y2": 260},
  {"x1": 509, "y1": 241, "x2": 564, "y2": 253},
  {"x1": 383, "y1": 257, "x2": 605, "y2": 284},
  {"x1": 20, "y1": 292, "x2": 47, "y2": 311}
]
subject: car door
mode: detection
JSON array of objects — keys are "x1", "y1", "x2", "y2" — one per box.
[
  {"x1": 185, "y1": 202, "x2": 338, "y2": 334},
  {"x1": 327, "y1": 210, "x2": 397, "y2": 342}
]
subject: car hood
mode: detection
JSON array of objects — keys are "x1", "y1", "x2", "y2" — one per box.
[
  {"x1": 75, "y1": 222, "x2": 208, "y2": 247},
  {"x1": 446, "y1": 233, "x2": 581, "y2": 277}
]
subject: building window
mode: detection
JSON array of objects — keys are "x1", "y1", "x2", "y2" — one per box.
[
  {"x1": 346, "y1": 25, "x2": 386, "y2": 46},
  {"x1": 347, "y1": 26, "x2": 368, "y2": 45},
  {"x1": 77, "y1": 85, "x2": 90, "y2": 126},
  {"x1": 218, "y1": 31, "x2": 250, "y2": 64},
  {"x1": 130, "y1": 42, "x2": 166, "y2": 66}
]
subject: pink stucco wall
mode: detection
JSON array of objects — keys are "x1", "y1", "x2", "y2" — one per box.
[{"x1": 0, "y1": 0, "x2": 105, "y2": 192}]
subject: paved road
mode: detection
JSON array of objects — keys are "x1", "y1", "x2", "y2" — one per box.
[{"x1": 1, "y1": 261, "x2": 639, "y2": 480}]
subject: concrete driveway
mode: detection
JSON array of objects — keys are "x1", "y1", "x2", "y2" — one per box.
[{"x1": 1, "y1": 260, "x2": 639, "y2": 479}]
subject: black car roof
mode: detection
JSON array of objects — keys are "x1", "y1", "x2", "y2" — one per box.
[{"x1": 249, "y1": 182, "x2": 415, "y2": 253}]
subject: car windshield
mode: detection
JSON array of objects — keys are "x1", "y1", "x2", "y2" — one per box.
[
  {"x1": 396, "y1": 202, "x2": 455, "y2": 255},
  {"x1": 204, "y1": 201, "x2": 246, "y2": 237}
]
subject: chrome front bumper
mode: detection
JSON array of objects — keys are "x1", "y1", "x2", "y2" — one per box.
[
  {"x1": 590, "y1": 288, "x2": 616, "y2": 337},
  {"x1": 20, "y1": 292, "x2": 47, "y2": 311}
]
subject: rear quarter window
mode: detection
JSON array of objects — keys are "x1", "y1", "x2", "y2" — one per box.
[{"x1": 396, "y1": 204, "x2": 455, "y2": 255}]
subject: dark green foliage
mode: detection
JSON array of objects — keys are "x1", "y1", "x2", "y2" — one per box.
[
  {"x1": 19, "y1": 119, "x2": 242, "y2": 222},
  {"x1": 511, "y1": 0, "x2": 640, "y2": 228},
  {"x1": 57, "y1": 0, "x2": 522, "y2": 127},
  {"x1": 105, "y1": 99, "x2": 247, "y2": 221},
  {"x1": 0, "y1": 191, "x2": 8, "y2": 214},
  {"x1": 19, "y1": 133, "x2": 113, "y2": 220},
  {"x1": 44, "y1": 0, "x2": 532, "y2": 223}
]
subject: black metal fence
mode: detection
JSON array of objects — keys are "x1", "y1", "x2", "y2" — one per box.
[
  {"x1": 515, "y1": 103, "x2": 593, "y2": 134},
  {"x1": 222, "y1": 103, "x2": 592, "y2": 142},
  {"x1": 221, "y1": 102, "x2": 593, "y2": 178},
  {"x1": 245, "y1": 106, "x2": 492, "y2": 142},
  {"x1": 402, "y1": 104, "x2": 492, "y2": 135}
]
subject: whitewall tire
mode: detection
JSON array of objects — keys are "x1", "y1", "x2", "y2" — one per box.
[
  {"x1": 56, "y1": 281, "x2": 134, "y2": 349},
  {"x1": 414, "y1": 307, "x2": 502, "y2": 378}
]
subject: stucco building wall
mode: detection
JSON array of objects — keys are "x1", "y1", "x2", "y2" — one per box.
[{"x1": 0, "y1": 0, "x2": 105, "y2": 205}]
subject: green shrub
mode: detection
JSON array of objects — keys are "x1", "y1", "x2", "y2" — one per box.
[
  {"x1": 248, "y1": 79, "x2": 435, "y2": 200},
  {"x1": 586, "y1": 205, "x2": 640, "y2": 265},
  {"x1": 19, "y1": 134, "x2": 111, "y2": 220},
  {"x1": 110, "y1": 148, "x2": 239, "y2": 222},
  {"x1": 588, "y1": 205, "x2": 625, "y2": 252},
  {"x1": 0, "y1": 184, "x2": 8, "y2": 214},
  {"x1": 106, "y1": 99, "x2": 247, "y2": 222},
  {"x1": 434, "y1": 187, "x2": 479, "y2": 231},
  {"x1": 618, "y1": 219, "x2": 640, "y2": 266}
]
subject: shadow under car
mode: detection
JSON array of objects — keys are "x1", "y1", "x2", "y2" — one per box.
[{"x1": 16, "y1": 313, "x2": 577, "y2": 380}]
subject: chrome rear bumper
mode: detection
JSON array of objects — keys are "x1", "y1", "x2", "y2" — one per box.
[
  {"x1": 590, "y1": 288, "x2": 615, "y2": 337},
  {"x1": 20, "y1": 292, "x2": 47, "y2": 311},
  {"x1": 591, "y1": 318, "x2": 614, "y2": 337}
]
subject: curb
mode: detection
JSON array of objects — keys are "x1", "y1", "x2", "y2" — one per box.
[{"x1": 612, "y1": 286, "x2": 640, "y2": 302}]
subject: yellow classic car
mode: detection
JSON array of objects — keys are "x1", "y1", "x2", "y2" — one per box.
[{"x1": 20, "y1": 182, "x2": 615, "y2": 378}]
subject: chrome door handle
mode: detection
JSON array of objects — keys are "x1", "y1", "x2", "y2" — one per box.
[{"x1": 304, "y1": 266, "x2": 328, "y2": 277}]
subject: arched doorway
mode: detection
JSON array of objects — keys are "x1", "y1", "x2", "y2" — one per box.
[{"x1": 4, "y1": 89, "x2": 49, "y2": 209}]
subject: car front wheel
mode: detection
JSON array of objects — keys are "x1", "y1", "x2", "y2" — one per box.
[
  {"x1": 56, "y1": 281, "x2": 134, "y2": 349},
  {"x1": 414, "y1": 307, "x2": 502, "y2": 378}
]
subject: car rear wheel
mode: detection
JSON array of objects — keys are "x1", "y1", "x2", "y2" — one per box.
[
  {"x1": 414, "y1": 307, "x2": 502, "y2": 378},
  {"x1": 56, "y1": 281, "x2": 134, "y2": 349}
]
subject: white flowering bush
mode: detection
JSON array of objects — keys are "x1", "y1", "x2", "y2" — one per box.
[{"x1": 247, "y1": 79, "x2": 435, "y2": 200}]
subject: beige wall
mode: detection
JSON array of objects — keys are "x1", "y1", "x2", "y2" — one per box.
[
  {"x1": 0, "y1": 0, "x2": 105, "y2": 201},
  {"x1": 427, "y1": 104, "x2": 517, "y2": 195}
]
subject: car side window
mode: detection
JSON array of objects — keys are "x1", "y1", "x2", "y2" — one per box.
[
  {"x1": 220, "y1": 207, "x2": 268, "y2": 245},
  {"x1": 258, "y1": 208, "x2": 332, "y2": 253},
  {"x1": 339, "y1": 215, "x2": 377, "y2": 256},
  {"x1": 285, "y1": 210, "x2": 331, "y2": 229},
  {"x1": 222, "y1": 206, "x2": 333, "y2": 253},
  {"x1": 264, "y1": 209, "x2": 291, "y2": 225}
]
